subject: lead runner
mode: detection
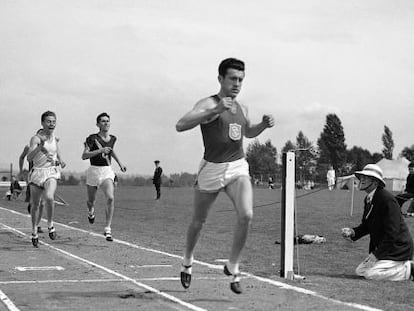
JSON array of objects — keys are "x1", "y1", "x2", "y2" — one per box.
[{"x1": 176, "y1": 58, "x2": 275, "y2": 294}]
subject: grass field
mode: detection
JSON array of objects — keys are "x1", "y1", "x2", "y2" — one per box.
[{"x1": 2, "y1": 185, "x2": 414, "y2": 311}]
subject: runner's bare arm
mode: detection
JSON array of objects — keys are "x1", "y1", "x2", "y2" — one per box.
[
  {"x1": 111, "y1": 151, "x2": 127, "y2": 172},
  {"x1": 27, "y1": 135, "x2": 44, "y2": 162},
  {"x1": 243, "y1": 105, "x2": 275, "y2": 138},
  {"x1": 176, "y1": 97, "x2": 226, "y2": 132},
  {"x1": 56, "y1": 140, "x2": 66, "y2": 168},
  {"x1": 81, "y1": 142, "x2": 112, "y2": 160},
  {"x1": 19, "y1": 145, "x2": 30, "y2": 174}
]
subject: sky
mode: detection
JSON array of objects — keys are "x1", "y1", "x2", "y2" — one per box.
[{"x1": 0, "y1": 0, "x2": 413, "y2": 176}]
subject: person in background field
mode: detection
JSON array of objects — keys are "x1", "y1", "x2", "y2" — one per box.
[
  {"x1": 19, "y1": 144, "x2": 32, "y2": 209},
  {"x1": 82, "y1": 112, "x2": 126, "y2": 242},
  {"x1": 152, "y1": 160, "x2": 163, "y2": 200},
  {"x1": 19, "y1": 134, "x2": 44, "y2": 223},
  {"x1": 27, "y1": 111, "x2": 65, "y2": 248},
  {"x1": 176, "y1": 58, "x2": 275, "y2": 294},
  {"x1": 326, "y1": 165, "x2": 336, "y2": 191},
  {"x1": 396, "y1": 162, "x2": 414, "y2": 216},
  {"x1": 10, "y1": 175, "x2": 22, "y2": 200},
  {"x1": 268, "y1": 176, "x2": 275, "y2": 189},
  {"x1": 341, "y1": 164, "x2": 414, "y2": 281}
]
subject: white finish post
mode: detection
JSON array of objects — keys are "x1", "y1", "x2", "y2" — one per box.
[
  {"x1": 280, "y1": 151, "x2": 295, "y2": 280},
  {"x1": 350, "y1": 176, "x2": 355, "y2": 216}
]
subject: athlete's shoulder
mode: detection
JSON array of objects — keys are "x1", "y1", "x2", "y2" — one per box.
[
  {"x1": 85, "y1": 133, "x2": 98, "y2": 146},
  {"x1": 30, "y1": 134, "x2": 41, "y2": 142},
  {"x1": 194, "y1": 95, "x2": 219, "y2": 111},
  {"x1": 109, "y1": 134, "x2": 117, "y2": 144},
  {"x1": 86, "y1": 133, "x2": 98, "y2": 140}
]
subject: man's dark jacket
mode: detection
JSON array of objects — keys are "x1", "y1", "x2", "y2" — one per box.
[
  {"x1": 405, "y1": 173, "x2": 414, "y2": 193},
  {"x1": 352, "y1": 187, "x2": 413, "y2": 261},
  {"x1": 153, "y1": 167, "x2": 162, "y2": 185}
]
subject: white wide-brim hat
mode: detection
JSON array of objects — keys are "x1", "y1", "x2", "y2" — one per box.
[{"x1": 355, "y1": 164, "x2": 386, "y2": 187}]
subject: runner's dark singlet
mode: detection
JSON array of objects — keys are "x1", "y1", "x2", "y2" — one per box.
[
  {"x1": 200, "y1": 95, "x2": 247, "y2": 163},
  {"x1": 85, "y1": 134, "x2": 117, "y2": 166}
]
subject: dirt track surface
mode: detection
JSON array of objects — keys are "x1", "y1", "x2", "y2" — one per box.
[{"x1": 0, "y1": 206, "x2": 379, "y2": 311}]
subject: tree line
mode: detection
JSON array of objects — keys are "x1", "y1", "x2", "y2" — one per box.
[
  {"x1": 20, "y1": 113, "x2": 413, "y2": 188},
  {"x1": 246, "y1": 113, "x2": 414, "y2": 186}
]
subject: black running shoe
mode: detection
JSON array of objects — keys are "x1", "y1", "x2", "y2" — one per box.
[
  {"x1": 48, "y1": 227, "x2": 57, "y2": 240},
  {"x1": 88, "y1": 211, "x2": 95, "y2": 224},
  {"x1": 224, "y1": 264, "x2": 243, "y2": 294},
  {"x1": 104, "y1": 230, "x2": 113, "y2": 242},
  {"x1": 180, "y1": 264, "x2": 192, "y2": 289},
  {"x1": 31, "y1": 234, "x2": 39, "y2": 248}
]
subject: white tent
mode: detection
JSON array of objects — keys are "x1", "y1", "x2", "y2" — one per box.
[{"x1": 376, "y1": 157, "x2": 410, "y2": 191}]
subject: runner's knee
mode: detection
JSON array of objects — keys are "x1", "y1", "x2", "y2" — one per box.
[
  {"x1": 237, "y1": 212, "x2": 253, "y2": 224},
  {"x1": 43, "y1": 194, "x2": 54, "y2": 203},
  {"x1": 106, "y1": 194, "x2": 114, "y2": 204},
  {"x1": 191, "y1": 217, "x2": 207, "y2": 230}
]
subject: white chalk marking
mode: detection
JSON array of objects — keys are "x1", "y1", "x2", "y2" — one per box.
[
  {"x1": 0, "y1": 289, "x2": 20, "y2": 311},
  {"x1": 0, "y1": 279, "x2": 124, "y2": 285},
  {"x1": 0, "y1": 223, "x2": 207, "y2": 311},
  {"x1": 129, "y1": 264, "x2": 172, "y2": 268},
  {"x1": 214, "y1": 259, "x2": 227, "y2": 263},
  {"x1": 0, "y1": 276, "x2": 229, "y2": 285},
  {"x1": 15, "y1": 266, "x2": 64, "y2": 271},
  {"x1": 0, "y1": 206, "x2": 383, "y2": 311}
]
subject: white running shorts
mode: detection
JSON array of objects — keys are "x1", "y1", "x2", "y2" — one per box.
[
  {"x1": 86, "y1": 166, "x2": 115, "y2": 187},
  {"x1": 195, "y1": 158, "x2": 250, "y2": 193},
  {"x1": 29, "y1": 166, "x2": 61, "y2": 188}
]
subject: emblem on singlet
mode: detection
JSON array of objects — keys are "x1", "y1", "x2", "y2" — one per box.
[{"x1": 229, "y1": 123, "x2": 242, "y2": 141}]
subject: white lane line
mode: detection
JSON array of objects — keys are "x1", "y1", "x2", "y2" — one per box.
[
  {"x1": 245, "y1": 274, "x2": 382, "y2": 311},
  {"x1": 0, "y1": 223, "x2": 207, "y2": 311},
  {"x1": 15, "y1": 266, "x2": 64, "y2": 271},
  {"x1": 129, "y1": 264, "x2": 172, "y2": 268},
  {"x1": 0, "y1": 276, "x2": 229, "y2": 285},
  {"x1": 0, "y1": 279, "x2": 125, "y2": 285},
  {"x1": 0, "y1": 289, "x2": 20, "y2": 311},
  {"x1": 0, "y1": 206, "x2": 383, "y2": 311}
]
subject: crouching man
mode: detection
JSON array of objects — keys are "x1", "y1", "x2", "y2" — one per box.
[{"x1": 342, "y1": 164, "x2": 414, "y2": 281}]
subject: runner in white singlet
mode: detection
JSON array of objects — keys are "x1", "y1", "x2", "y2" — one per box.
[{"x1": 27, "y1": 111, "x2": 65, "y2": 247}]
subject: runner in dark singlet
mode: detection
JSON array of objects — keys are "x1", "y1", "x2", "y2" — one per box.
[
  {"x1": 82, "y1": 112, "x2": 127, "y2": 242},
  {"x1": 176, "y1": 58, "x2": 275, "y2": 294}
]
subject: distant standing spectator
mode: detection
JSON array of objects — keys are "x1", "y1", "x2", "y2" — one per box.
[
  {"x1": 268, "y1": 176, "x2": 275, "y2": 189},
  {"x1": 396, "y1": 162, "x2": 414, "y2": 216},
  {"x1": 341, "y1": 164, "x2": 414, "y2": 281},
  {"x1": 10, "y1": 175, "x2": 22, "y2": 200},
  {"x1": 153, "y1": 160, "x2": 163, "y2": 200},
  {"x1": 327, "y1": 165, "x2": 336, "y2": 191}
]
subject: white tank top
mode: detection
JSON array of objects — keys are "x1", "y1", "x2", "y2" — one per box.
[{"x1": 32, "y1": 135, "x2": 58, "y2": 168}]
